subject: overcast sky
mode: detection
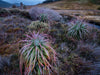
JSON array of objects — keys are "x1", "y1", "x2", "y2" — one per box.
[{"x1": 3, "y1": 0, "x2": 46, "y2": 5}]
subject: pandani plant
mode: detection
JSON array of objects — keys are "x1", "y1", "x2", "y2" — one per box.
[
  {"x1": 39, "y1": 14, "x2": 48, "y2": 23},
  {"x1": 67, "y1": 20, "x2": 89, "y2": 40},
  {"x1": 19, "y1": 31, "x2": 56, "y2": 75}
]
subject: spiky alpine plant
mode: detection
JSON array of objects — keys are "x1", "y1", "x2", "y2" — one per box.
[
  {"x1": 67, "y1": 20, "x2": 89, "y2": 40},
  {"x1": 39, "y1": 14, "x2": 48, "y2": 23},
  {"x1": 19, "y1": 31, "x2": 56, "y2": 75}
]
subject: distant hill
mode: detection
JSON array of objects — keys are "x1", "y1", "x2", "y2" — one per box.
[
  {"x1": 0, "y1": 0, "x2": 12, "y2": 8},
  {"x1": 36, "y1": 0, "x2": 100, "y2": 10},
  {"x1": 43, "y1": 0, "x2": 60, "y2": 3},
  {"x1": 13, "y1": 3, "x2": 20, "y2": 6}
]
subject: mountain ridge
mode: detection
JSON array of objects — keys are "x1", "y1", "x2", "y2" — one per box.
[{"x1": 0, "y1": 0, "x2": 12, "y2": 8}]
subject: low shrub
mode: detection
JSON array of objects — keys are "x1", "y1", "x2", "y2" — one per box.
[
  {"x1": 0, "y1": 15, "x2": 31, "y2": 44},
  {"x1": 0, "y1": 54, "x2": 19, "y2": 74},
  {"x1": 0, "y1": 56, "x2": 11, "y2": 73},
  {"x1": 27, "y1": 21, "x2": 49, "y2": 33},
  {"x1": 19, "y1": 31, "x2": 56, "y2": 75},
  {"x1": 89, "y1": 0, "x2": 100, "y2": 4},
  {"x1": 0, "y1": 8, "x2": 11, "y2": 17},
  {"x1": 97, "y1": 31, "x2": 100, "y2": 44},
  {"x1": 29, "y1": 7, "x2": 62, "y2": 22},
  {"x1": 97, "y1": 7, "x2": 100, "y2": 10},
  {"x1": 12, "y1": 5, "x2": 17, "y2": 8},
  {"x1": 57, "y1": 47, "x2": 91, "y2": 75},
  {"x1": 49, "y1": 22, "x2": 67, "y2": 40},
  {"x1": 8, "y1": 8, "x2": 21, "y2": 15},
  {"x1": 86, "y1": 27, "x2": 99, "y2": 43},
  {"x1": 8, "y1": 8, "x2": 31, "y2": 19},
  {"x1": 19, "y1": 11, "x2": 31, "y2": 19},
  {"x1": 76, "y1": 41, "x2": 99, "y2": 61},
  {"x1": 23, "y1": 5, "x2": 27, "y2": 9}
]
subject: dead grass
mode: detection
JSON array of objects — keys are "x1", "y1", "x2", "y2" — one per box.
[{"x1": 26, "y1": 0, "x2": 100, "y2": 10}]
